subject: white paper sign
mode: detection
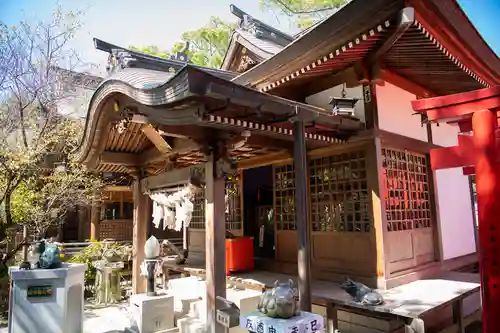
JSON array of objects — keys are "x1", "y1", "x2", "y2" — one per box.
[{"x1": 240, "y1": 311, "x2": 324, "y2": 333}]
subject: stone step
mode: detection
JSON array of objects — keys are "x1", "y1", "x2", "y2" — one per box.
[
  {"x1": 177, "y1": 315, "x2": 207, "y2": 333},
  {"x1": 189, "y1": 300, "x2": 207, "y2": 321},
  {"x1": 173, "y1": 297, "x2": 201, "y2": 326}
]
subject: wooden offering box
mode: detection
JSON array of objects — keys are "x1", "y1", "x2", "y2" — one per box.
[{"x1": 226, "y1": 237, "x2": 254, "y2": 275}]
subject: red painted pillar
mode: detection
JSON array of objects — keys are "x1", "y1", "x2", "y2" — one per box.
[{"x1": 472, "y1": 110, "x2": 500, "y2": 333}]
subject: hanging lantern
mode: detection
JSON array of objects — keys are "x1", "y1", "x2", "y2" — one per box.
[{"x1": 329, "y1": 84, "x2": 359, "y2": 117}]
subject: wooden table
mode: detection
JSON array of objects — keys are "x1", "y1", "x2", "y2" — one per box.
[{"x1": 321, "y1": 274, "x2": 481, "y2": 333}]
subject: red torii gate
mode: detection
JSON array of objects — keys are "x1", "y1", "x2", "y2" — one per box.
[{"x1": 412, "y1": 86, "x2": 500, "y2": 333}]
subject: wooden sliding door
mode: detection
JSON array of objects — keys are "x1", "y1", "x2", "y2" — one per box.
[{"x1": 382, "y1": 148, "x2": 436, "y2": 275}]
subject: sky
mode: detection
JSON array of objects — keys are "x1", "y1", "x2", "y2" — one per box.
[{"x1": 0, "y1": 0, "x2": 499, "y2": 76}]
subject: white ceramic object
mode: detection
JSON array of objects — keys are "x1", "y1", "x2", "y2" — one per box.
[{"x1": 144, "y1": 236, "x2": 160, "y2": 259}]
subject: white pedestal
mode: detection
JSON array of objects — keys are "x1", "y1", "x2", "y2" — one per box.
[
  {"x1": 130, "y1": 293, "x2": 175, "y2": 333},
  {"x1": 8, "y1": 263, "x2": 86, "y2": 333},
  {"x1": 240, "y1": 311, "x2": 324, "y2": 333}
]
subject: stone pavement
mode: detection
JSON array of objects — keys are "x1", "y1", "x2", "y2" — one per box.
[
  {"x1": 83, "y1": 302, "x2": 134, "y2": 333},
  {"x1": 0, "y1": 301, "x2": 136, "y2": 333}
]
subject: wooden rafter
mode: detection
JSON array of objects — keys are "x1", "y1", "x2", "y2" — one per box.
[
  {"x1": 366, "y1": 7, "x2": 414, "y2": 66},
  {"x1": 139, "y1": 138, "x2": 199, "y2": 165},
  {"x1": 380, "y1": 67, "x2": 437, "y2": 98},
  {"x1": 259, "y1": 21, "x2": 390, "y2": 93},
  {"x1": 100, "y1": 152, "x2": 136, "y2": 166},
  {"x1": 141, "y1": 124, "x2": 172, "y2": 153}
]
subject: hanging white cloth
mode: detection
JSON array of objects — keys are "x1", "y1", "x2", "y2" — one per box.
[
  {"x1": 151, "y1": 197, "x2": 164, "y2": 229},
  {"x1": 174, "y1": 201, "x2": 184, "y2": 231},
  {"x1": 183, "y1": 199, "x2": 193, "y2": 227},
  {"x1": 163, "y1": 207, "x2": 175, "y2": 230},
  {"x1": 149, "y1": 187, "x2": 196, "y2": 231}
]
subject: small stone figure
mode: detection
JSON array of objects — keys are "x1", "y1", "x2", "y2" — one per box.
[
  {"x1": 340, "y1": 278, "x2": 384, "y2": 306},
  {"x1": 258, "y1": 279, "x2": 298, "y2": 319},
  {"x1": 36, "y1": 240, "x2": 62, "y2": 269}
]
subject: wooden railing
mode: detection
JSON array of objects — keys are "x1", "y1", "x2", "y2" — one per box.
[{"x1": 59, "y1": 238, "x2": 184, "y2": 259}]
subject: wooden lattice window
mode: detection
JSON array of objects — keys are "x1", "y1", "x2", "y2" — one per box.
[
  {"x1": 225, "y1": 174, "x2": 241, "y2": 230},
  {"x1": 99, "y1": 220, "x2": 133, "y2": 240},
  {"x1": 310, "y1": 151, "x2": 370, "y2": 232},
  {"x1": 274, "y1": 164, "x2": 296, "y2": 231},
  {"x1": 382, "y1": 148, "x2": 432, "y2": 232},
  {"x1": 188, "y1": 189, "x2": 206, "y2": 229}
]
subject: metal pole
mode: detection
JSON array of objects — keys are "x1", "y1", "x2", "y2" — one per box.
[
  {"x1": 146, "y1": 260, "x2": 156, "y2": 296},
  {"x1": 292, "y1": 120, "x2": 312, "y2": 311}
]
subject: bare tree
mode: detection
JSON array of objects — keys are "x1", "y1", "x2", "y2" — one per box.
[{"x1": 0, "y1": 7, "x2": 105, "y2": 263}]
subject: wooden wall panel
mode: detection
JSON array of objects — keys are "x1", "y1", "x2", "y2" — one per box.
[
  {"x1": 276, "y1": 231, "x2": 298, "y2": 263},
  {"x1": 189, "y1": 229, "x2": 206, "y2": 254},
  {"x1": 312, "y1": 233, "x2": 374, "y2": 275}
]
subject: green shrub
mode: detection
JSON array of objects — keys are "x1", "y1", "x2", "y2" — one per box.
[
  {"x1": 68, "y1": 241, "x2": 132, "y2": 284},
  {"x1": 68, "y1": 240, "x2": 103, "y2": 282}
]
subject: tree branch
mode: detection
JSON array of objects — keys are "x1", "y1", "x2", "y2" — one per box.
[
  {"x1": 273, "y1": 0, "x2": 341, "y2": 15},
  {"x1": 1, "y1": 237, "x2": 28, "y2": 268}
]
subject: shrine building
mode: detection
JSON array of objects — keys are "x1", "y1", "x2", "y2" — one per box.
[{"x1": 72, "y1": 0, "x2": 500, "y2": 331}]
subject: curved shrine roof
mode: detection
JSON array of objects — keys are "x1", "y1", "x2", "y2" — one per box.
[{"x1": 76, "y1": 39, "x2": 363, "y2": 175}]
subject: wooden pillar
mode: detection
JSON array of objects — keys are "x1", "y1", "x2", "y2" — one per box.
[
  {"x1": 425, "y1": 121, "x2": 443, "y2": 263},
  {"x1": 472, "y1": 109, "x2": 500, "y2": 333},
  {"x1": 363, "y1": 82, "x2": 379, "y2": 130},
  {"x1": 132, "y1": 178, "x2": 148, "y2": 294},
  {"x1": 468, "y1": 176, "x2": 479, "y2": 252},
  {"x1": 365, "y1": 137, "x2": 389, "y2": 289},
  {"x1": 292, "y1": 120, "x2": 312, "y2": 311},
  {"x1": 205, "y1": 152, "x2": 226, "y2": 333},
  {"x1": 119, "y1": 192, "x2": 124, "y2": 218},
  {"x1": 90, "y1": 203, "x2": 101, "y2": 241},
  {"x1": 364, "y1": 79, "x2": 389, "y2": 288},
  {"x1": 77, "y1": 206, "x2": 88, "y2": 241}
]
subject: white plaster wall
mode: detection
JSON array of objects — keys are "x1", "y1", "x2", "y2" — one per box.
[
  {"x1": 305, "y1": 85, "x2": 365, "y2": 122},
  {"x1": 377, "y1": 83, "x2": 427, "y2": 142},
  {"x1": 377, "y1": 82, "x2": 475, "y2": 259},
  {"x1": 432, "y1": 123, "x2": 476, "y2": 260}
]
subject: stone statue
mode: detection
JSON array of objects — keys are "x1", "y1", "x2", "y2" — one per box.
[
  {"x1": 257, "y1": 279, "x2": 298, "y2": 319},
  {"x1": 340, "y1": 278, "x2": 384, "y2": 306},
  {"x1": 36, "y1": 240, "x2": 62, "y2": 269}
]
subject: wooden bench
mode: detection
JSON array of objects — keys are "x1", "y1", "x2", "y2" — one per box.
[
  {"x1": 162, "y1": 255, "x2": 267, "y2": 292},
  {"x1": 320, "y1": 274, "x2": 481, "y2": 333},
  {"x1": 161, "y1": 257, "x2": 481, "y2": 333}
]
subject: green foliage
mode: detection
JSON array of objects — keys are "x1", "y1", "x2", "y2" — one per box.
[
  {"x1": 68, "y1": 241, "x2": 132, "y2": 283},
  {"x1": 10, "y1": 181, "x2": 38, "y2": 224},
  {"x1": 259, "y1": 0, "x2": 349, "y2": 29},
  {"x1": 130, "y1": 16, "x2": 236, "y2": 69},
  {"x1": 68, "y1": 240, "x2": 102, "y2": 282}
]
